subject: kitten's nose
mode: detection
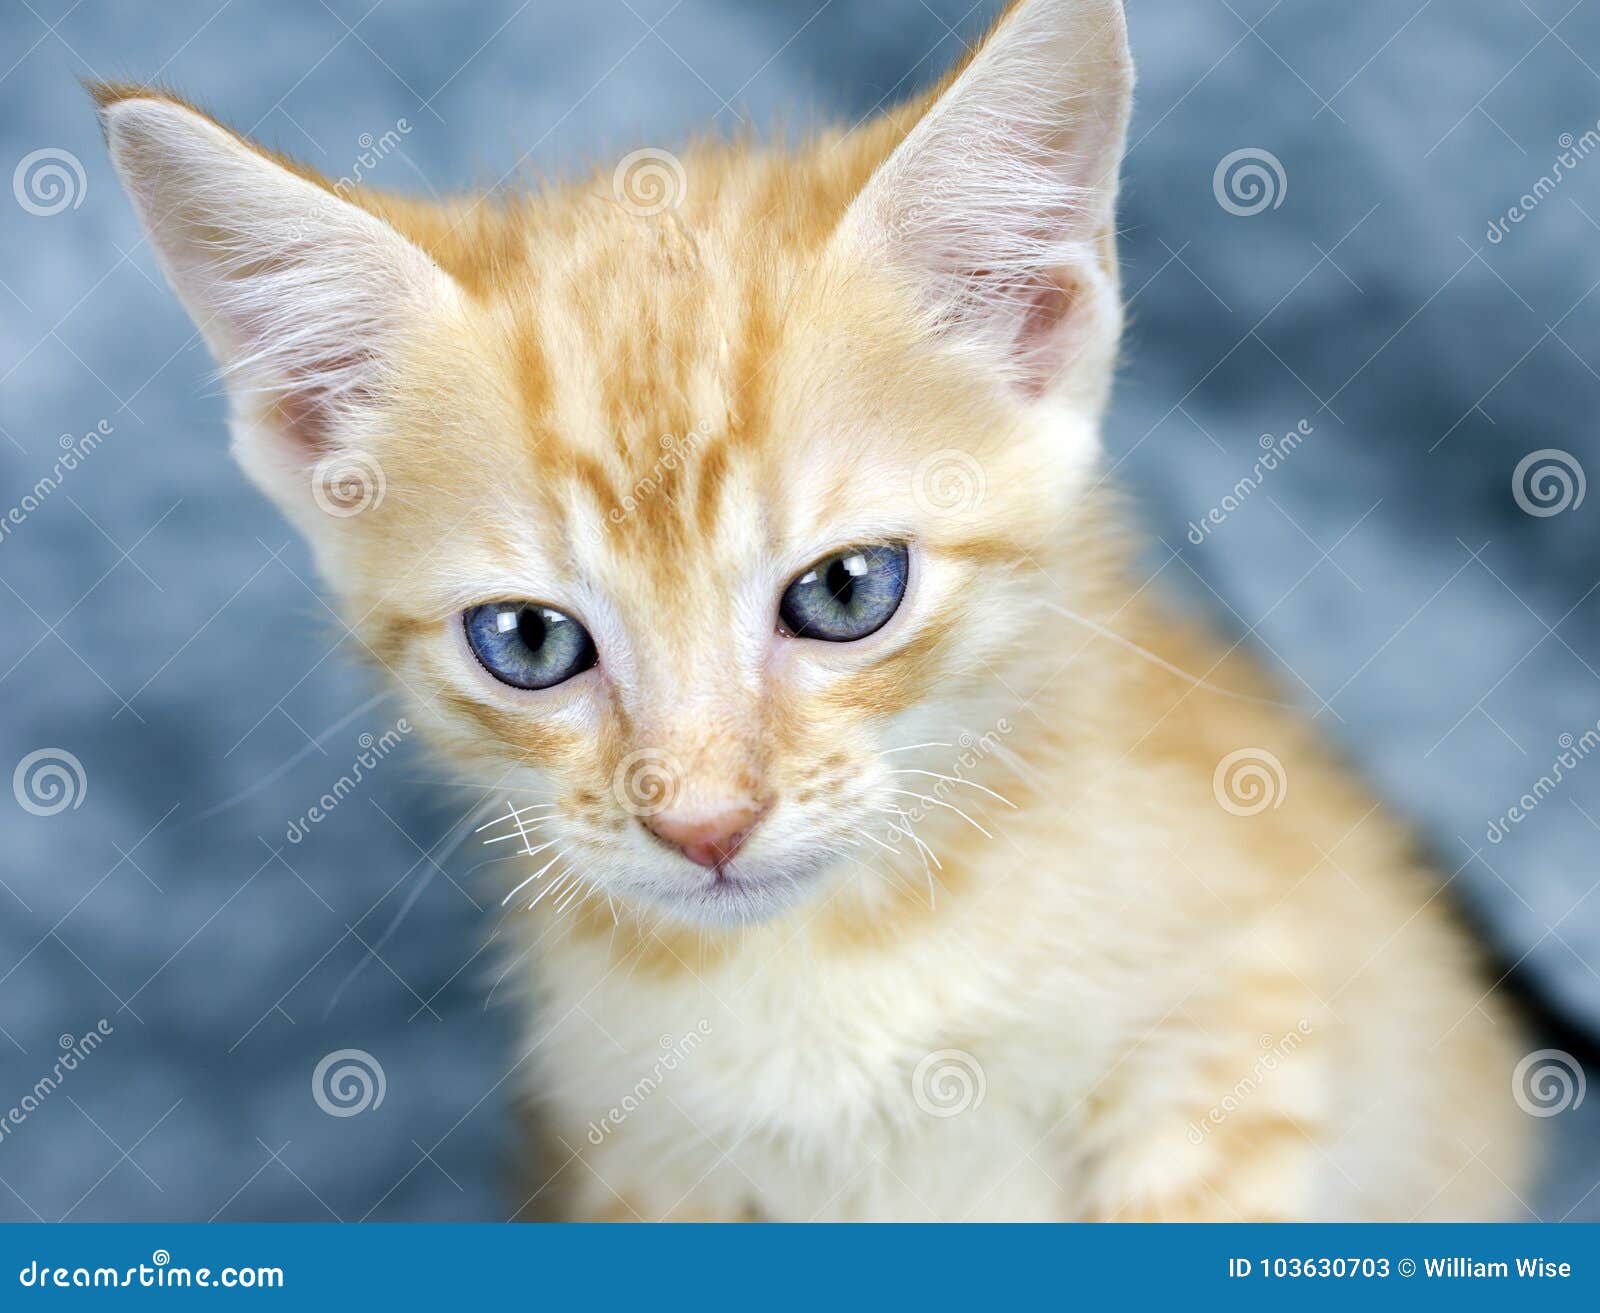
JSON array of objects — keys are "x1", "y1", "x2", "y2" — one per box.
[{"x1": 645, "y1": 803, "x2": 765, "y2": 869}]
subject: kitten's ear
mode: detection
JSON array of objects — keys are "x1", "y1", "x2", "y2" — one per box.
[
  {"x1": 94, "y1": 87, "x2": 460, "y2": 524},
  {"x1": 837, "y1": 0, "x2": 1133, "y2": 402}
]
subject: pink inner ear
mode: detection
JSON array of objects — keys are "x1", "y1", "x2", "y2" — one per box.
[
  {"x1": 262, "y1": 342, "x2": 380, "y2": 456},
  {"x1": 1015, "y1": 277, "x2": 1079, "y2": 398}
]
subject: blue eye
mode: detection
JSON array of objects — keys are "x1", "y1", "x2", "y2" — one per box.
[
  {"x1": 465, "y1": 602, "x2": 597, "y2": 689},
  {"x1": 779, "y1": 544, "x2": 909, "y2": 642}
]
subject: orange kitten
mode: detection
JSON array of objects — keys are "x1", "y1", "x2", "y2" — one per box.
[{"x1": 98, "y1": 0, "x2": 1530, "y2": 1220}]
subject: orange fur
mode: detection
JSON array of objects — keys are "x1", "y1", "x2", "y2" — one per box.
[{"x1": 98, "y1": 0, "x2": 1531, "y2": 1221}]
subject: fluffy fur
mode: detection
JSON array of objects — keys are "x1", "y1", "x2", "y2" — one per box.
[{"x1": 99, "y1": 0, "x2": 1531, "y2": 1220}]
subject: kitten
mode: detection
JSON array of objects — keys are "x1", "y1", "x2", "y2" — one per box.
[{"x1": 98, "y1": 0, "x2": 1531, "y2": 1220}]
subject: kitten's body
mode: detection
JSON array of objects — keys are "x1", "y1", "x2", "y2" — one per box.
[
  {"x1": 522, "y1": 516, "x2": 1526, "y2": 1221},
  {"x1": 99, "y1": 0, "x2": 1530, "y2": 1221}
]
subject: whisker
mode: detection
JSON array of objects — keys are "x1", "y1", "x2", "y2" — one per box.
[
  {"x1": 474, "y1": 802, "x2": 557, "y2": 834},
  {"x1": 882, "y1": 787, "x2": 993, "y2": 838},
  {"x1": 874, "y1": 805, "x2": 943, "y2": 871},
  {"x1": 877, "y1": 741, "x2": 954, "y2": 755},
  {"x1": 555, "y1": 874, "x2": 587, "y2": 914},
  {"x1": 1038, "y1": 599, "x2": 1293, "y2": 708},
  {"x1": 887, "y1": 768, "x2": 1016, "y2": 809},
  {"x1": 482, "y1": 826, "x2": 554, "y2": 847},
  {"x1": 527, "y1": 849, "x2": 579, "y2": 907}
]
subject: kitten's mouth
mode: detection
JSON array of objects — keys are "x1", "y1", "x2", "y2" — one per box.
[{"x1": 659, "y1": 857, "x2": 815, "y2": 926}]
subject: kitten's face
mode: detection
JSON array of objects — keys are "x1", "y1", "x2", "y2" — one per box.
[
  {"x1": 98, "y1": 0, "x2": 1132, "y2": 925},
  {"x1": 346, "y1": 216, "x2": 1083, "y2": 924}
]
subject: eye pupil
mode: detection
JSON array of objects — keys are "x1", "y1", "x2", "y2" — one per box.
[
  {"x1": 825, "y1": 559, "x2": 856, "y2": 605},
  {"x1": 518, "y1": 609, "x2": 549, "y2": 650}
]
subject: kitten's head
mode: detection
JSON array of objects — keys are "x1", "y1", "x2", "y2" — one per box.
[{"x1": 99, "y1": 0, "x2": 1132, "y2": 926}]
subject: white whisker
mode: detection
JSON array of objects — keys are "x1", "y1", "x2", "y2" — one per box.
[
  {"x1": 506, "y1": 846, "x2": 571, "y2": 907},
  {"x1": 882, "y1": 787, "x2": 993, "y2": 838},
  {"x1": 527, "y1": 850, "x2": 578, "y2": 907},
  {"x1": 887, "y1": 768, "x2": 1016, "y2": 808},
  {"x1": 1038, "y1": 599, "x2": 1292, "y2": 708}
]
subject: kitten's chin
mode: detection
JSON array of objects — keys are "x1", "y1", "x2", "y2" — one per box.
[{"x1": 641, "y1": 862, "x2": 822, "y2": 928}]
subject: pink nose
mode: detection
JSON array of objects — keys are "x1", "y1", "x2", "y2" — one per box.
[{"x1": 645, "y1": 803, "x2": 765, "y2": 869}]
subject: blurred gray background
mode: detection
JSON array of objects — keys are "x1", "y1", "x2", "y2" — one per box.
[{"x1": 1, "y1": 0, "x2": 1598, "y2": 1221}]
